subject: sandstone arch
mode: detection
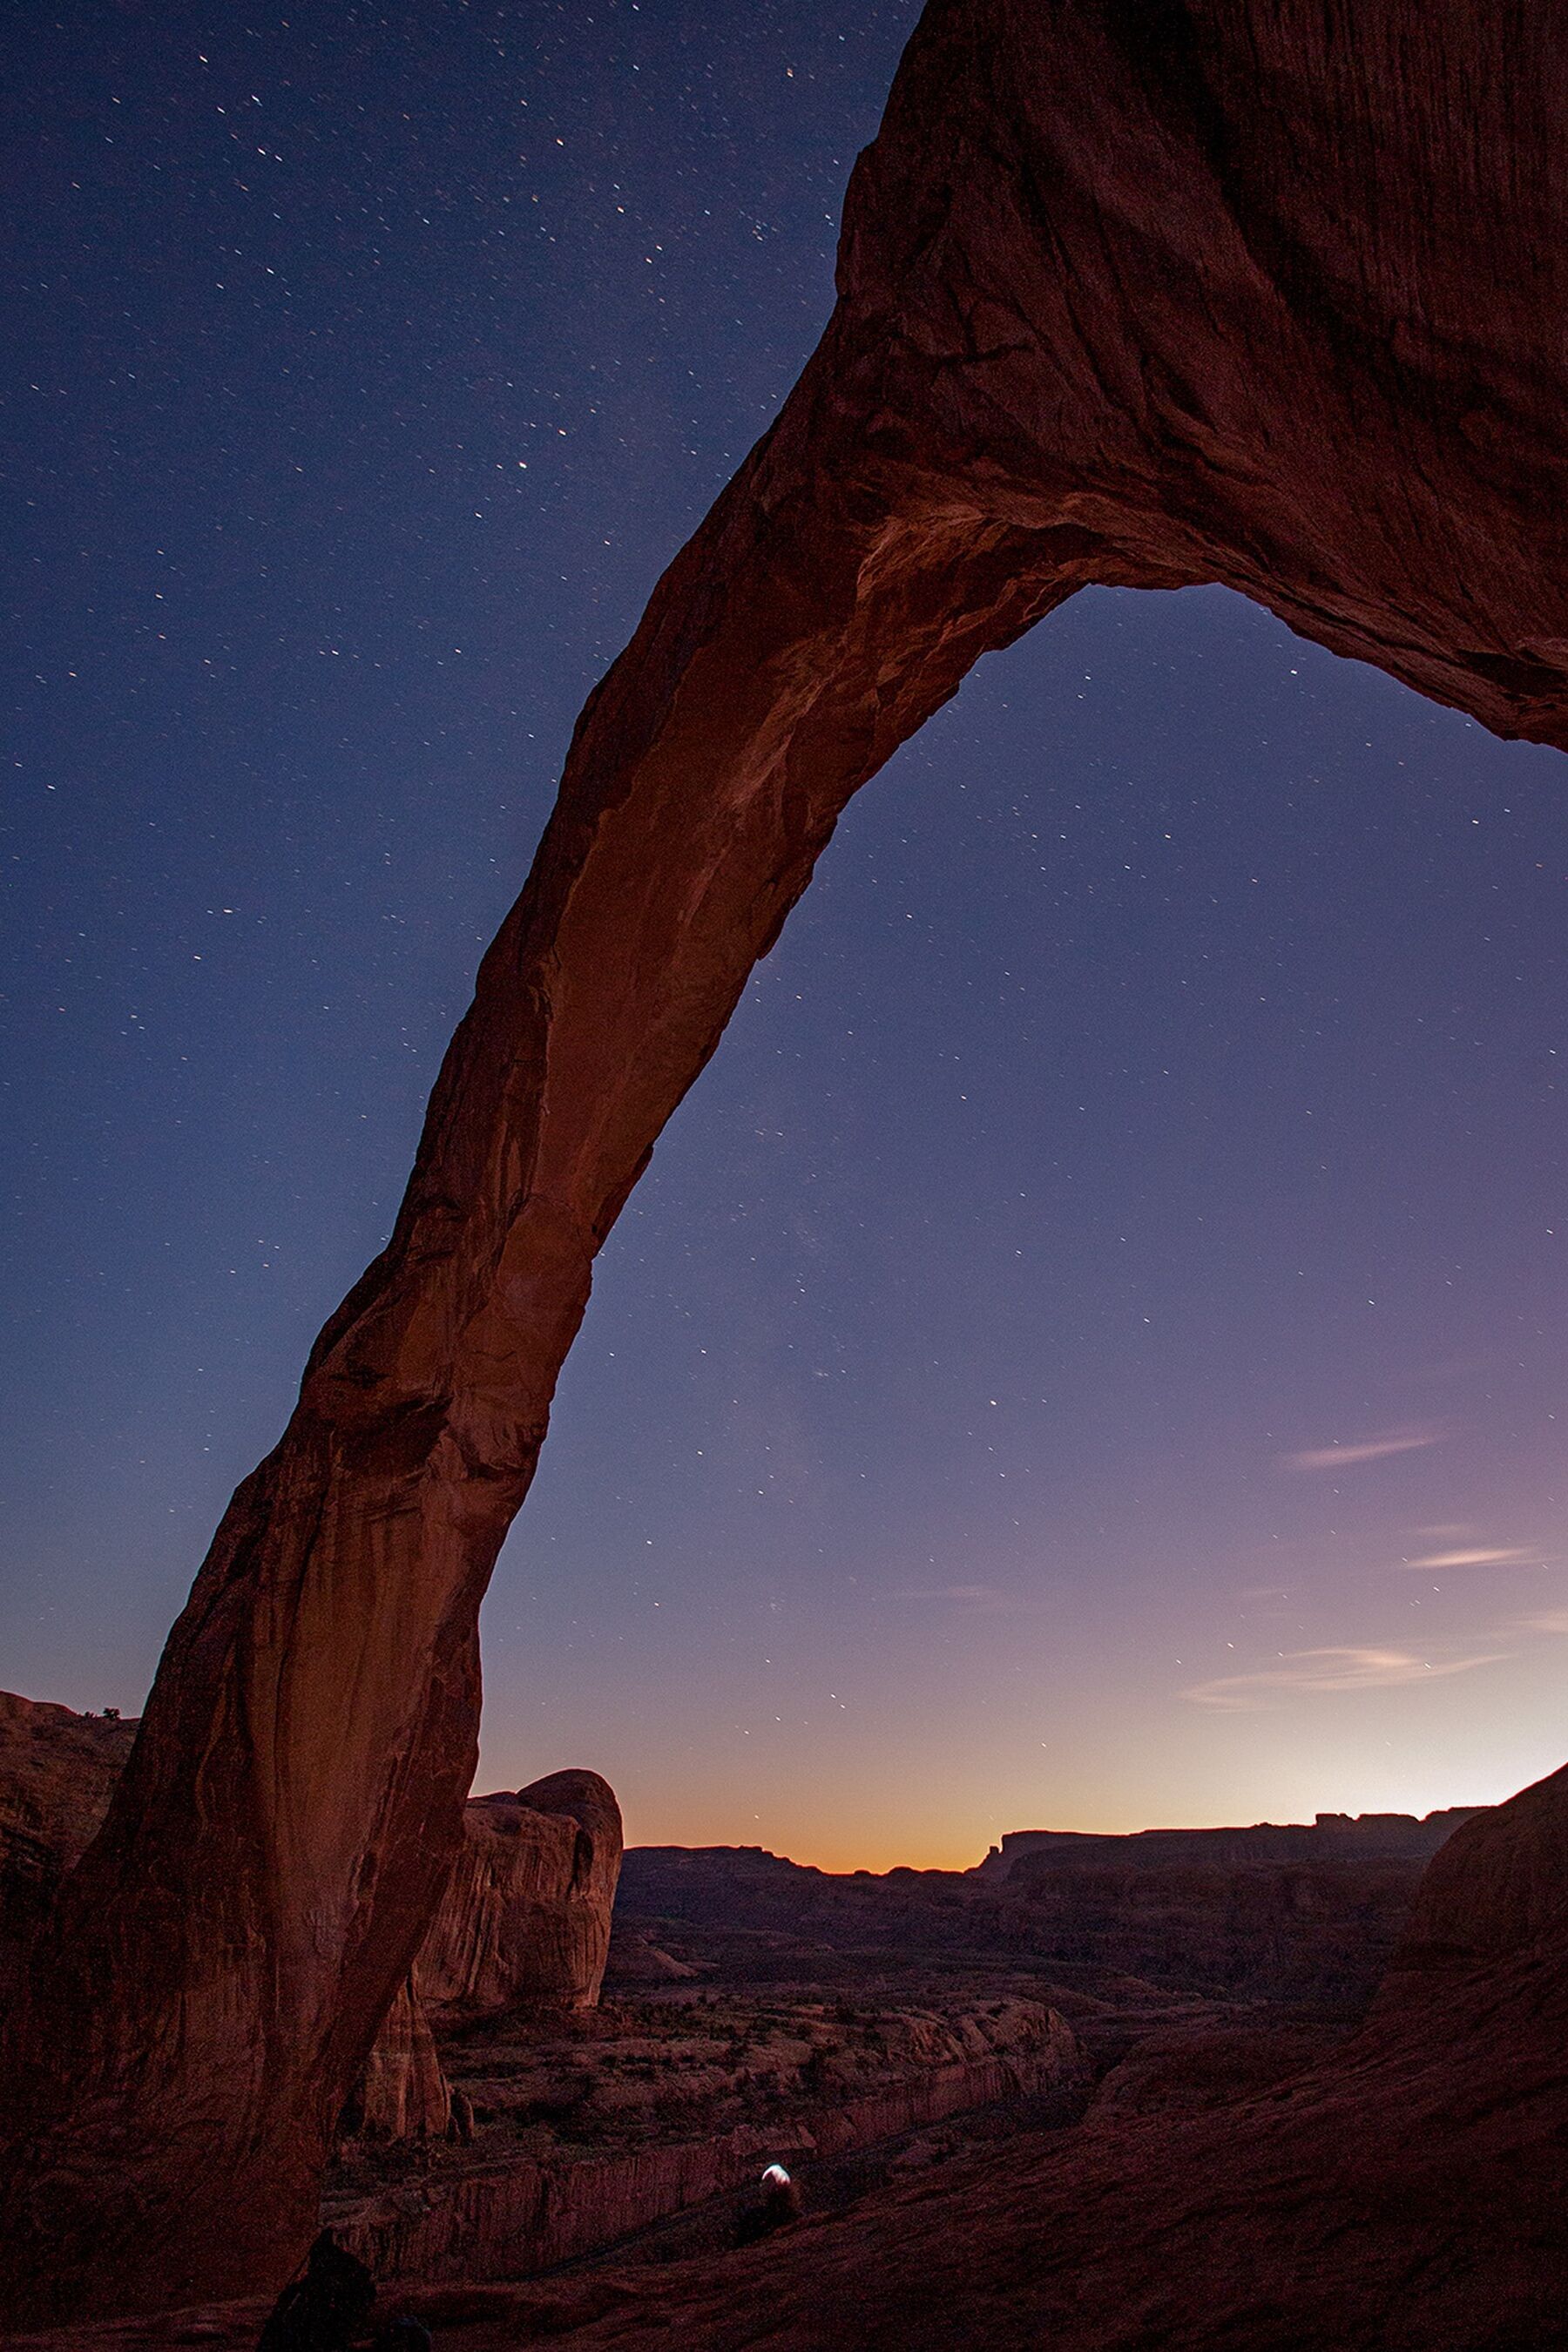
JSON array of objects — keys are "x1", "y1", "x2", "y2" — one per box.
[{"x1": 4, "y1": 0, "x2": 1566, "y2": 2322}]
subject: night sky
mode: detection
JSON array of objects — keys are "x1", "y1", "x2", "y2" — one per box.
[{"x1": 7, "y1": 3, "x2": 1566, "y2": 1870}]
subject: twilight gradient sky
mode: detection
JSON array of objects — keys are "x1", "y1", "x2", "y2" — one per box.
[{"x1": 5, "y1": 2, "x2": 1566, "y2": 1870}]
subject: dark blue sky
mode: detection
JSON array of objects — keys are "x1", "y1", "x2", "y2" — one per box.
[{"x1": 6, "y1": 2, "x2": 1566, "y2": 1865}]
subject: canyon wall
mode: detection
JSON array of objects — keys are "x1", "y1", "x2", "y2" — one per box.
[
  {"x1": 619, "y1": 1813, "x2": 1482, "y2": 2004},
  {"x1": 447, "y1": 1761, "x2": 1568, "y2": 2349},
  {"x1": 353, "y1": 1771, "x2": 623, "y2": 2145},
  {"x1": 335, "y1": 2031, "x2": 1084, "y2": 2288},
  {"x1": 5, "y1": 0, "x2": 1566, "y2": 2322},
  {"x1": 0, "y1": 1694, "x2": 136, "y2": 2010}
]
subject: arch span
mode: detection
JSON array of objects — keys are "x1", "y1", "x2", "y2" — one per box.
[{"x1": 4, "y1": 0, "x2": 1567, "y2": 2321}]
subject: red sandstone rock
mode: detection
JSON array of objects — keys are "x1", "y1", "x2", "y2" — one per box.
[
  {"x1": 352, "y1": 1771, "x2": 622, "y2": 2144},
  {"x1": 416, "y1": 1772, "x2": 622, "y2": 2017},
  {"x1": 1384, "y1": 1757, "x2": 1568, "y2": 1977},
  {"x1": 0, "y1": 1706, "x2": 620, "y2": 2153},
  {"x1": 353, "y1": 1980, "x2": 452, "y2": 2143},
  {"x1": 390, "y1": 1762, "x2": 1568, "y2": 2349},
  {"x1": 6, "y1": 0, "x2": 1568, "y2": 2323},
  {"x1": 334, "y1": 2004, "x2": 1085, "y2": 2289},
  {"x1": 0, "y1": 1695, "x2": 136, "y2": 2006}
]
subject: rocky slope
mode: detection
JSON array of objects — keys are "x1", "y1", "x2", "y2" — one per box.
[
  {"x1": 359, "y1": 1760, "x2": 1568, "y2": 2350},
  {"x1": 327, "y1": 1988, "x2": 1085, "y2": 2288},
  {"x1": 1385, "y1": 1760, "x2": 1568, "y2": 1976},
  {"x1": 8, "y1": 0, "x2": 1568, "y2": 2317}
]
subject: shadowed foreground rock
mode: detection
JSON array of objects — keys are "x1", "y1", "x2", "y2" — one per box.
[
  {"x1": 4, "y1": 0, "x2": 1566, "y2": 2323},
  {"x1": 0, "y1": 1696, "x2": 137, "y2": 2010}
]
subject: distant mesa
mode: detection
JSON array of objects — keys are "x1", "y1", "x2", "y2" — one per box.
[
  {"x1": 617, "y1": 1805, "x2": 1489, "y2": 2008},
  {"x1": 977, "y1": 1808, "x2": 1483, "y2": 1879}
]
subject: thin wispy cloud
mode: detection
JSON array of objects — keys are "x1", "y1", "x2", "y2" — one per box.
[
  {"x1": 1279, "y1": 1427, "x2": 1443, "y2": 1473},
  {"x1": 1399, "y1": 1545, "x2": 1537, "y2": 1571},
  {"x1": 1513, "y1": 1608, "x2": 1568, "y2": 1635},
  {"x1": 1183, "y1": 1644, "x2": 1508, "y2": 1712}
]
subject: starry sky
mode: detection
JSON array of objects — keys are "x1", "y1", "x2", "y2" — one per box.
[{"x1": 6, "y1": 2, "x2": 1567, "y2": 1871}]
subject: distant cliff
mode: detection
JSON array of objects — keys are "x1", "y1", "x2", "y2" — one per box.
[
  {"x1": 618, "y1": 1806, "x2": 1484, "y2": 2005},
  {"x1": 977, "y1": 1809, "x2": 1479, "y2": 1878}
]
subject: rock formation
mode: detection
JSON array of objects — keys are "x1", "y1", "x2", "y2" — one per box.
[
  {"x1": 5, "y1": 0, "x2": 1567, "y2": 2323},
  {"x1": 618, "y1": 1814, "x2": 1474, "y2": 2004},
  {"x1": 0, "y1": 1698, "x2": 618, "y2": 2186},
  {"x1": 980, "y1": 1808, "x2": 1478, "y2": 1878},
  {"x1": 328, "y1": 1991, "x2": 1085, "y2": 2289},
  {"x1": 0, "y1": 1693, "x2": 136, "y2": 2008},
  {"x1": 352, "y1": 1980, "x2": 453, "y2": 2143},
  {"x1": 1384, "y1": 1758, "x2": 1568, "y2": 1977},
  {"x1": 416, "y1": 1772, "x2": 622, "y2": 2017},
  {"x1": 385, "y1": 1761, "x2": 1568, "y2": 2349},
  {"x1": 352, "y1": 1770, "x2": 622, "y2": 2144}
]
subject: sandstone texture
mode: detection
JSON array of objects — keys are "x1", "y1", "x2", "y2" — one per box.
[
  {"x1": 0, "y1": 1699, "x2": 620, "y2": 2205},
  {"x1": 328, "y1": 1988, "x2": 1085, "y2": 2288},
  {"x1": 0, "y1": 1695, "x2": 136, "y2": 2007},
  {"x1": 6, "y1": 0, "x2": 1568, "y2": 2323},
  {"x1": 353, "y1": 1980, "x2": 454, "y2": 2144},
  {"x1": 416, "y1": 1772, "x2": 622, "y2": 2017},
  {"x1": 1385, "y1": 1757, "x2": 1568, "y2": 1975},
  {"x1": 352, "y1": 1771, "x2": 622, "y2": 2146}
]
